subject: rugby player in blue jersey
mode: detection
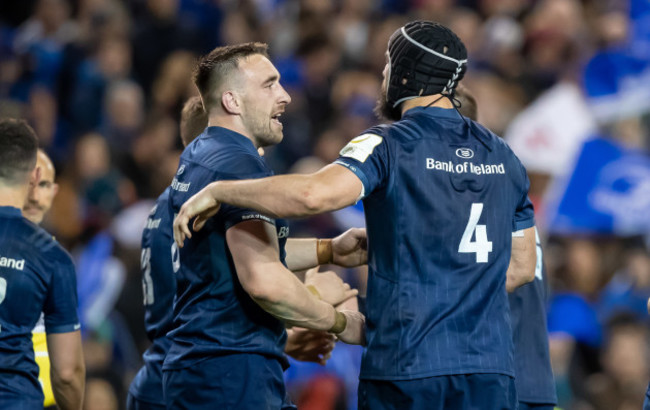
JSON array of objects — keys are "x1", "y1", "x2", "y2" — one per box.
[
  {"x1": 0, "y1": 119, "x2": 85, "y2": 409},
  {"x1": 127, "y1": 96, "x2": 366, "y2": 410},
  {"x1": 456, "y1": 86, "x2": 557, "y2": 410},
  {"x1": 174, "y1": 21, "x2": 537, "y2": 409},
  {"x1": 162, "y1": 44, "x2": 366, "y2": 409}
]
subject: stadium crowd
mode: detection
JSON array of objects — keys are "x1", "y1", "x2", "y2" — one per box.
[{"x1": 1, "y1": 0, "x2": 649, "y2": 409}]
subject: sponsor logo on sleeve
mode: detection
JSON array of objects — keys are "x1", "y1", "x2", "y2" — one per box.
[{"x1": 339, "y1": 134, "x2": 383, "y2": 163}]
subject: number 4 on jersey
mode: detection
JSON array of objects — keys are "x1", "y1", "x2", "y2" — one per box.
[{"x1": 459, "y1": 203, "x2": 493, "y2": 263}]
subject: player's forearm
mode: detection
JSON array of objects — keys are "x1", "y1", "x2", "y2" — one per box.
[
  {"x1": 210, "y1": 174, "x2": 343, "y2": 218},
  {"x1": 247, "y1": 265, "x2": 338, "y2": 331},
  {"x1": 506, "y1": 227, "x2": 536, "y2": 292},
  {"x1": 284, "y1": 238, "x2": 319, "y2": 271},
  {"x1": 51, "y1": 363, "x2": 85, "y2": 410}
]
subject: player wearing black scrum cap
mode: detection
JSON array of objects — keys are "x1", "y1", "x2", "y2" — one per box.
[
  {"x1": 377, "y1": 20, "x2": 468, "y2": 121},
  {"x1": 173, "y1": 20, "x2": 537, "y2": 410}
]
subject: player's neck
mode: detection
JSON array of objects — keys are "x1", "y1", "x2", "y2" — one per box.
[
  {"x1": 207, "y1": 114, "x2": 258, "y2": 148},
  {"x1": 0, "y1": 184, "x2": 29, "y2": 211},
  {"x1": 401, "y1": 94, "x2": 454, "y2": 115}
]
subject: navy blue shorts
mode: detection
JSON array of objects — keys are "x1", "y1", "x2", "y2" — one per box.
[
  {"x1": 162, "y1": 354, "x2": 296, "y2": 410},
  {"x1": 126, "y1": 392, "x2": 166, "y2": 410},
  {"x1": 643, "y1": 382, "x2": 650, "y2": 410},
  {"x1": 358, "y1": 373, "x2": 517, "y2": 410},
  {"x1": 519, "y1": 403, "x2": 555, "y2": 410}
]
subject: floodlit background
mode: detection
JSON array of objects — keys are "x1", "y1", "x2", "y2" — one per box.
[{"x1": 1, "y1": 0, "x2": 649, "y2": 409}]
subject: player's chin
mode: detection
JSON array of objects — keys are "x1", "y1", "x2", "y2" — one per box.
[{"x1": 268, "y1": 127, "x2": 284, "y2": 144}]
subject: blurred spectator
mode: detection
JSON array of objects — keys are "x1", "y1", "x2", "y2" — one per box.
[
  {"x1": 102, "y1": 80, "x2": 145, "y2": 155},
  {"x1": 12, "y1": 0, "x2": 79, "y2": 93},
  {"x1": 584, "y1": 314, "x2": 650, "y2": 410},
  {"x1": 599, "y1": 240, "x2": 650, "y2": 321},
  {"x1": 69, "y1": 35, "x2": 132, "y2": 133},
  {"x1": 83, "y1": 377, "x2": 119, "y2": 410},
  {"x1": 149, "y1": 50, "x2": 196, "y2": 116},
  {"x1": 130, "y1": 0, "x2": 202, "y2": 94}
]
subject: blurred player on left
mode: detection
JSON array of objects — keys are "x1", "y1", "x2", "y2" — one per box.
[
  {"x1": 0, "y1": 119, "x2": 85, "y2": 409},
  {"x1": 22, "y1": 149, "x2": 60, "y2": 409}
]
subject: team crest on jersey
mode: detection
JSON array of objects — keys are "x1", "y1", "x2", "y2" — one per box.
[
  {"x1": 177, "y1": 165, "x2": 185, "y2": 175},
  {"x1": 340, "y1": 134, "x2": 383, "y2": 163},
  {"x1": 455, "y1": 148, "x2": 474, "y2": 159}
]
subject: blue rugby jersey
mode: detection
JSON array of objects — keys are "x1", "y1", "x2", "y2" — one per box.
[
  {"x1": 0, "y1": 206, "x2": 79, "y2": 402},
  {"x1": 163, "y1": 126, "x2": 289, "y2": 371},
  {"x1": 128, "y1": 188, "x2": 175, "y2": 405},
  {"x1": 509, "y1": 228, "x2": 557, "y2": 404},
  {"x1": 335, "y1": 106, "x2": 535, "y2": 380}
]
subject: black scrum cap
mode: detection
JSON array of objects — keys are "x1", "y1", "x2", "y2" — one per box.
[{"x1": 386, "y1": 21, "x2": 468, "y2": 108}]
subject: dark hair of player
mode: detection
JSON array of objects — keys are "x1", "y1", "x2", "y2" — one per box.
[
  {"x1": 193, "y1": 42, "x2": 270, "y2": 112},
  {"x1": 0, "y1": 118, "x2": 39, "y2": 186}
]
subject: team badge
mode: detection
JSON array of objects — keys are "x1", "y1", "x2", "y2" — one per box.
[{"x1": 340, "y1": 134, "x2": 383, "y2": 163}]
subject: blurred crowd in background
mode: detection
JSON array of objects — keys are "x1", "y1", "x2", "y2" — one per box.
[{"x1": 1, "y1": 0, "x2": 649, "y2": 409}]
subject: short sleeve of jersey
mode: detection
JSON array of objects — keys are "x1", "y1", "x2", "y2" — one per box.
[
  {"x1": 43, "y1": 251, "x2": 80, "y2": 334},
  {"x1": 334, "y1": 129, "x2": 390, "y2": 198},
  {"x1": 513, "y1": 161, "x2": 535, "y2": 232},
  {"x1": 215, "y1": 153, "x2": 277, "y2": 231}
]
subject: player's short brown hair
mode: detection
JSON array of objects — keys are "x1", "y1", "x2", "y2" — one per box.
[{"x1": 193, "y1": 43, "x2": 269, "y2": 112}]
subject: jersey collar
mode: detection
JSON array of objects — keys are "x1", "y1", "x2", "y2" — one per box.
[
  {"x1": 403, "y1": 106, "x2": 461, "y2": 120},
  {"x1": 201, "y1": 126, "x2": 259, "y2": 155}
]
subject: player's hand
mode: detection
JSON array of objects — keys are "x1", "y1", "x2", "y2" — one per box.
[
  {"x1": 332, "y1": 228, "x2": 367, "y2": 267},
  {"x1": 304, "y1": 266, "x2": 358, "y2": 306},
  {"x1": 173, "y1": 184, "x2": 221, "y2": 247},
  {"x1": 335, "y1": 295, "x2": 359, "y2": 312},
  {"x1": 335, "y1": 310, "x2": 366, "y2": 346},
  {"x1": 285, "y1": 327, "x2": 336, "y2": 365}
]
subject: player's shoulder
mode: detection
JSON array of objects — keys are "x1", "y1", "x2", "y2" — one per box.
[
  {"x1": 20, "y1": 221, "x2": 73, "y2": 267},
  {"x1": 346, "y1": 124, "x2": 392, "y2": 147},
  {"x1": 468, "y1": 120, "x2": 522, "y2": 160},
  {"x1": 183, "y1": 134, "x2": 268, "y2": 177},
  {"x1": 153, "y1": 187, "x2": 171, "y2": 213}
]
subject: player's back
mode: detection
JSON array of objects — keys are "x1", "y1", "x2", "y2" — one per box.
[
  {"x1": 164, "y1": 127, "x2": 287, "y2": 371},
  {"x1": 0, "y1": 206, "x2": 79, "y2": 404},
  {"x1": 339, "y1": 107, "x2": 534, "y2": 380}
]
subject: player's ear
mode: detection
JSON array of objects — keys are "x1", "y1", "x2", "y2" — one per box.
[{"x1": 221, "y1": 91, "x2": 241, "y2": 115}]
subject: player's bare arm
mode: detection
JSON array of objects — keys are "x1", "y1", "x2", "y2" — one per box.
[
  {"x1": 226, "y1": 220, "x2": 365, "y2": 344},
  {"x1": 47, "y1": 331, "x2": 85, "y2": 410},
  {"x1": 284, "y1": 228, "x2": 368, "y2": 271},
  {"x1": 506, "y1": 226, "x2": 537, "y2": 292},
  {"x1": 173, "y1": 164, "x2": 363, "y2": 246}
]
